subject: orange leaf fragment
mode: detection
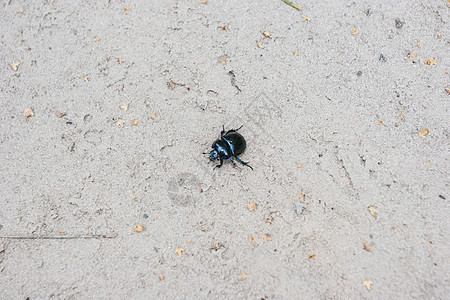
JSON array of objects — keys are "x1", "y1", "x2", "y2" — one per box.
[
  {"x1": 363, "y1": 280, "x2": 373, "y2": 291},
  {"x1": 363, "y1": 242, "x2": 374, "y2": 252},
  {"x1": 175, "y1": 247, "x2": 185, "y2": 257},
  {"x1": 116, "y1": 118, "x2": 125, "y2": 128},
  {"x1": 11, "y1": 61, "x2": 21, "y2": 71},
  {"x1": 368, "y1": 206, "x2": 378, "y2": 219},
  {"x1": 351, "y1": 29, "x2": 358, "y2": 36},
  {"x1": 24, "y1": 107, "x2": 34, "y2": 118},
  {"x1": 419, "y1": 129, "x2": 429, "y2": 136},
  {"x1": 135, "y1": 224, "x2": 144, "y2": 232},
  {"x1": 425, "y1": 57, "x2": 436, "y2": 65},
  {"x1": 263, "y1": 234, "x2": 272, "y2": 243},
  {"x1": 247, "y1": 203, "x2": 257, "y2": 211}
]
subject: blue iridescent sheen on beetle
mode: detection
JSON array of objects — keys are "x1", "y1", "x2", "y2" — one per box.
[{"x1": 208, "y1": 126, "x2": 253, "y2": 170}]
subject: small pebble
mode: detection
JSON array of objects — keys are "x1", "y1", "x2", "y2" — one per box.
[
  {"x1": 294, "y1": 202, "x2": 304, "y2": 214},
  {"x1": 143, "y1": 213, "x2": 148, "y2": 219}
]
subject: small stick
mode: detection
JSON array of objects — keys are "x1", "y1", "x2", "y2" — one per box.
[
  {"x1": 0, "y1": 233, "x2": 118, "y2": 240},
  {"x1": 282, "y1": 0, "x2": 301, "y2": 10}
]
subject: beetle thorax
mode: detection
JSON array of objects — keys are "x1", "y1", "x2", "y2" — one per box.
[{"x1": 212, "y1": 139, "x2": 232, "y2": 160}]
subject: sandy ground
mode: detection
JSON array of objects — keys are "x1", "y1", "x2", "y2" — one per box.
[{"x1": 0, "y1": 0, "x2": 449, "y2": 299}]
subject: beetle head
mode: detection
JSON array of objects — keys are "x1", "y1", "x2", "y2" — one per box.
[{"x1": 209, "y1": 150, "x2": 219, "y2": 160}]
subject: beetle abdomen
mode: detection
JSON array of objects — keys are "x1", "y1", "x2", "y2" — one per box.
[{"x1": 223, "y1": 132, "x2": 246, "y2": 156}]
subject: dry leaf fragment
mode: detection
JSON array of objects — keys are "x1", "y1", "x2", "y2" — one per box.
[
  {"x1": 116, "y1": 118, "x2": 125, "y2": 128},
  {"x1": 151, "y1": 112, "x2": 157, "y2": 119},
  {"x1": 120, "y1": 103, "x2": 129, "y2": 111},
  {"x1": 351, "y1": 29, "x2": 358, "y2": 36},
  {"x1": 263, "y1": 31, "x2": 271, "y2": 38},
  {"x1": 24, "y1": 107, "x2": 34, "y2": 118},
  {"x1": 124, "y1": 7, "x2": 131, "y2": 13},
  {"x1": 241, "y1": 273, "x2": 248, "y2": 279},
  {"x1": 263, "y1": 234, "x2": 272, "y2": 243},
  {"x1": 303, "y1": 15, "x2": 310, "y2": 21},
  {"x1": 55, "y1": 111, "x2": 66, "y2": 118},
  {"x1": 419, "y1": 129, "x2": 429, "y2": 136},
  {"x1": 11, "y1": 61, "x2": 21, "y2": 71},
  {"x1": 282, "y1": 0, "x2": 301, "y2": 10},
  {"x1": 83, "y1": 75, "x2": 89, "y2": 82},
  {"x1": 425, "y1": 57, "x2": 436, "y2": 65},
  {"x1": 201, "y1": 0, "x2": 207, "y2": 3},
  {"x1": 134, "y1": 224, "x2": 144, "y2": 232},
  {"x1": 118, "y1": 57, "x2": 126, "y2": 64},
  {"x1": 445, "y1": 88, "x2": 450, "y2": 95},
  {"x1": 131, "y1": 190, "x2": 136, "y2": 200},
  {"x1": 363, "y1": 242, "x2": 374, "y2": 252},
  {"x1": 265, "y1": 217, "x2": 274, "y2": 224},
  {"x1": 175, "y1": 247, "x2": 185, "y2": 257},
  {"x1": 297, "y1": 164, "x2": 303, "y2": 168},
  {"x1": 368, "y1": 206, "x2": 378, "y2": 219},
  {"x1": 93, "y1": 36, "x2": 100, "y2": 41},
  {"x1": 132, "y1": 119, "x2": 138, "y2": 126},
  {"x1": 247, "y1": 203, "x2": 257, "y2": 211},
  {"x1": 293, "y1": 51, "x2": 300, "y2": 56},
  {"x1": 257, "y1": 41, "x2": 264, "y2": 49},
  {"x1": 221, "y1": 60, "x2": 226, "y2": 65},
  {"x1": 437, "y1": 34, "x2": 442, "y2": 39},
  {"x1": 363, "y1": 280, "x2": 373, "y2": 291},
  {"x1": 158, "y1": 274, "x2": 165, "y2": 280},
  {"x1": 59, "y1": 232, "x2": 66, "y2": 235},
  {"x1": 397, "y1": 114, "x2": 404, "y2": 119},
  {"x1": 309, "y1": 254, "x2": 316, "y2": 259},
  {"x1": 167, "y1": 80, "x2": 176, "y2": 90}
]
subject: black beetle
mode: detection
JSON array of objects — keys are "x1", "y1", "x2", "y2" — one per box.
[{"x1": 208, "y1": 125, "x2": 253, "y2": 170}]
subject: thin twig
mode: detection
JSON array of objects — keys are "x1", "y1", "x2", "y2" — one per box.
[
  {"x1": 282, "y1": 0, "x2": 301, "y2": 10},
  {"x1": 0, "y1": 233, "x2": 118, "y2": 240}
]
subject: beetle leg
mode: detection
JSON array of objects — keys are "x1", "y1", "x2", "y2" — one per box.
[
  {"x1": 235, "y1": 156, "x2": 253, "y2": 170},
  {"x1": 235, "y1": 125, "x2": 243, "y2": 131},
  {"x1": 220, "y1": 125, "x2": 226, "y2": 137},
  {"x1": 213, "y1": 159, "x2": 223, "y2": 170}
]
